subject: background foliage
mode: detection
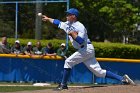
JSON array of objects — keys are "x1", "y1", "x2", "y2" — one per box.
[
  {"x1": 0, "y1": 0, "x2": 139, "y2": 44},
  {"x1": 6, "y1": 38, "x2": 140, "y2": 59}
]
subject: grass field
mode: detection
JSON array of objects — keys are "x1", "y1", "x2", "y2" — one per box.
[
  {"x1": 0, "y1": 82, "x2": 139, "y2": 93},
  {"x1": 0, "y1": 82, "x2": 83, "y2": 92},
  {"x1": 0, "y1": 82, "x2": 105, "y2": 92},
  {"x1": 0, "y1": 82, "x2": 53, "y2": 92},
  {"x1": 0, "y1": 86, "x2": 52, "y2": 92}
]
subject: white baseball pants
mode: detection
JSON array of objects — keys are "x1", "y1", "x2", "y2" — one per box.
[{"x1": 64, "y1": 44, "x2": 106, "y2": 78}]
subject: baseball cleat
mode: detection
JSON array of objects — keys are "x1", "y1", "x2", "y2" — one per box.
[
  {"x1": 122, "y1": 74, "x2": 135, "y2": 85},
  {"x1": 53, "y1": 84, "x2": 68, "y2": 91}
]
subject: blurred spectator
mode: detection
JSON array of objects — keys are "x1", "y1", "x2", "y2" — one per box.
[
  {"x1": 33, "y1": 41, "x2": 43, "y2": 55},
  {"x1": 42, "y1": 42, "x2": 56, "y2": 56},
  {"x1": 57, "y1": 43, "x2": 68, "y2": 59},
  {"x1": 0, "y1": 36, "x2": 10, "y2": 54},
  {"x1": 11, "y1": 40, "x2": 24, "y2": 54},
  {"x1": 23, "y1": 42, "x2": 34, "y2": 55}
]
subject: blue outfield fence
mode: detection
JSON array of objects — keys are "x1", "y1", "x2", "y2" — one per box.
[
  {"x1": 0, "y1": 54, "x2": 140, "y2": 84},
  {"x1": 0, "y1": 55, "x2": 93, "y2": 83}
]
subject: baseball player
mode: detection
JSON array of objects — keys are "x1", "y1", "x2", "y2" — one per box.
[{"x1": 42, "y1": 8, "x2": 135, "y2": 90}]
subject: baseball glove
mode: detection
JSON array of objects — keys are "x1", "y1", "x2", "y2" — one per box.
[{"x1": 68, "y1": 31, "x2": 78, "y2": 39}]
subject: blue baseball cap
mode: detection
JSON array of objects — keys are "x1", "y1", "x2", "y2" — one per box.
[{"x1": 66, "y1": 8, "x2": 79, "y2": 17}]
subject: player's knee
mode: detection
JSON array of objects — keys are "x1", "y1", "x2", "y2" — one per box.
[
  {"x1": 65, "y1": 58, "x2": 70, "y2": 63},
  {"x1": 64, "y1": 62, "x2": 72, "y2": 68},
  {"x1": 64, "y1": 59, "x2": 73, "y2": 68},
  {"x1": 93, "y1": 69, "x2": 106, "y2": 78}
]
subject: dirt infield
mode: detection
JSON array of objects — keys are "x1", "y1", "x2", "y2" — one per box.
[{"x1": 5, "y1": 85, "x2": 140, "y2": 93}]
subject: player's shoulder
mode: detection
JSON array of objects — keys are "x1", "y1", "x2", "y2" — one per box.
[
  {"x1": 75, "y1": 21, "x2": 82, "y2": 25},
  {"x1": 75, "y1": 21, "x2": 84, "y2": 26},
  {"x1": 74, "y1": 21, "x2": 85, "y2": 29}
]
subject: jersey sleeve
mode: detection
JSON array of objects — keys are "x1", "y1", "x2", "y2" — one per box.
[{"x1": 58, "y1": 22, "x2": 68, "y2": 33}]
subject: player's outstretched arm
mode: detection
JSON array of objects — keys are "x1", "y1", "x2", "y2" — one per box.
[
  {"x1": 42, "y1": 15, "x2": 54, "y2": 23},
  {"x1": 42, "y1": 15, "x2": 60, "y2": 26}
]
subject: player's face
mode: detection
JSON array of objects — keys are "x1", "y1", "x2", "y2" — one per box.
[{"x1": 66, "y1": 14, "x2": 75, "y2": 22}]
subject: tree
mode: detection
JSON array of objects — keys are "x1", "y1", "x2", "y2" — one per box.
[
  {"x1": 0, "y1": 0, "x2": 139, "y2": 44},
  {"x1": 71, "y1": 0, "x2": 140, "y2": 43},
  {"x1": 0, "y1": 4, "x2": 15, "y2": 37},
  {"x1": 99, "y1": 0, "x2": 139, "y2": 43}
]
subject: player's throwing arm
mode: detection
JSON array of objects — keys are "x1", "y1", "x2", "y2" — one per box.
[{"x1": 42, "y1": 15, "x2": 54, "y2": 24}]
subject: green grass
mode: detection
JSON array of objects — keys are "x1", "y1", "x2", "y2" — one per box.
[
  {"x1": 0, "y1": 86, "x2": 53, "y2": 92},
  {"x1": 0, "y1": 82, "x2": 110, "y2": 92},
  {"x1": 0, "y1": 82, "x2": 55, "y2": 92}
]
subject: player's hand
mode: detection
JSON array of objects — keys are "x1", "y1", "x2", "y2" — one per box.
[
  {"x1": 42, "y1": 15, "x2": 54, "y2": 24},
  {"x1": 68, "y1": 31, "x2": 78, "y2": 35},
  {"x1": 42, "y1": 15, "x2": 49, "y2": 21},
  {"x1": 68, "y1": 31, "x2": 78, "y2": 39}
]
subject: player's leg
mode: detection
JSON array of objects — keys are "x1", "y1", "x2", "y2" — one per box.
[
  {"x1": 56, "y1": 49, "x2": 94, "y2": 90},
  {"x1": 83, "y1": 56, "x2": 106, "y2": 78},
  {"x1": 84, "y1": 57, "x2": 135, "y2": 85},
  {"x1": 56, "y1": 51, "x2": 84, "y2": 90}
]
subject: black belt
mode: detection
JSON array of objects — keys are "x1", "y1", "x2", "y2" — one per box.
[
  {"x1": 88, "y1": 42, "x2": 91, "y2": 44},
  {"x1": 81, "y1": 42, "x2": 91, "y2": 48}
]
